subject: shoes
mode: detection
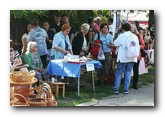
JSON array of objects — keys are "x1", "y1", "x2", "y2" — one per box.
[
  {"x1": 133, "y1": 87, "x2": 138, "y2": 90},
  {"x1": 114, "y1": 90, "x2": 119, "y2": 94},
  {"x1": 133, "y1": 86, "x2": 138, "y2": 90},
  {"x1": 123, "y1": 90, "x2": 129, "y2": 94}
]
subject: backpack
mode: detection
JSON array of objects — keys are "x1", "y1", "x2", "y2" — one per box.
[{"x1": 124, "y1": 33, "x2": 139, "y2": 59}]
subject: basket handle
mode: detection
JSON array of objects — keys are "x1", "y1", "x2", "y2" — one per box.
[
  {"x1": 40, "y1": 83, "x2": 52, "y2": 96},
  {"x1": 14, "y1": 94, "x2": 29, "y2": 106},
  {"x1": 37, "y1": 89, "x2": 47, "y2": 103}
]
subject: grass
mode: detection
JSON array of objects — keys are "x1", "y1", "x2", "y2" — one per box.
[{"x1": 56, "y1": 66, "x2": 154, "y2": 106}]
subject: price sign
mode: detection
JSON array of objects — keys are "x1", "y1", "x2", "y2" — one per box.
[{"x1": 86, "y1": 64, "x2": 95, "y2": 71}]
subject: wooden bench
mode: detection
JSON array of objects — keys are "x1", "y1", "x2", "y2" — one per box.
[{"x1": 48, "y1": 82, "x2": 66, "y2": 98}]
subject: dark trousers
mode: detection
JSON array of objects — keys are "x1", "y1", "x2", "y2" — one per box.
[
  {"x1": 40, "y1": 54, "x2": 47, "y2": 68},
  {"x1": 97, "y1": 52, "x2": 111, "y2": 79},
  {"x1": 133, "y1": 60, "x2": 140, "y2": 88}
]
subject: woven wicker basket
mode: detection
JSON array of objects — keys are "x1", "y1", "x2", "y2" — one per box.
[
  {"x1": 14, "y1": 84, "x2": 30, "y2": 101},
  {"x1": 11, "y1": 94, "x2": 29, "y2": 106},
  {"x1": 10, "y1": 78, "x2": 38, "y2": 102},
  {"x1": 28, "y1": 89, "x2": 47, "y2": 106},
  {"x1": 46, "y1": 98, "x2": 58, "y2": 106},
  {"x1": 28, "y1": 98, "x2": 47, "y2": 106},
  {"x1": 10, "y1": 71, "x2": 34, "y2": 82},
  {"x1": 40, "y1": 83, "x2": 57, "y2": 106}
]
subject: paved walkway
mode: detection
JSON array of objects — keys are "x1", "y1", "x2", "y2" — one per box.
[{"x1": 77, "y1": 83, "x2": 154, "y2": 106}]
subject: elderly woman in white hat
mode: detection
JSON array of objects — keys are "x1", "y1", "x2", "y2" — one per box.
[{"x1": 72, "y1": 23, "x2": 90, "y2": 57}]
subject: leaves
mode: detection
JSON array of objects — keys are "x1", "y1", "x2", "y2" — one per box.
[{"x1": 10, "y1": 10, "x2": 49, "y2": 21}]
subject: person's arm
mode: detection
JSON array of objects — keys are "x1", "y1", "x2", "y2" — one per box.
[
  {"x1": 70, "y1": 33, "x2": 75, "y2": 44},
  {"x1": 114, "y1": 34, "x2": 122, "y2": 47},
  {"x1": 21, "y1": 35, "x2": 28, "y2": 57},
  {"x1": 109, "y1": 25, "x2": 114, "y2": 37},
  {"x1": 50, "y1": 28, "x2": 56, "y2": 34},
  {"x1": 10, "y1": 59, "x2": 19, "y2": 72},
  {"x1": 37, "y1": 53, "x2": 43, "y2": 69},
  {"x1": 138, "y1": 34, "x2": 145, "y2": 49},
  {"x1": 15, "y1": 57, "x2": 22, "y2": 66},
  {"x1": 14, "y1": 51, "x2": 22, "y2": 66},
  {"x1": 93, "y1": 33, "x2": 101, "y2": 46},
  {"x1": 67, "y1": 36, "x2": 73, "y2": 54},
  {"x1": 107, "y1": 34, "x2": 115, "y2": 48}
]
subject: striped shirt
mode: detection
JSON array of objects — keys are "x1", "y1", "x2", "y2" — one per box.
[{"x1": 11, "y1": 51, "x2": 20, "y2": 65}]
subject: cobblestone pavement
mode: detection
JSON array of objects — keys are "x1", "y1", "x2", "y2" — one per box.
[{"x1": 77, "y1": 83, "x2": 154, "y2": 106}]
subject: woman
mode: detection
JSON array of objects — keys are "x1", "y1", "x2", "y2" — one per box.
[
  {"x1": 21, "y1": 24, "x2": 32, "y2": 57},
  {"x1": 94, "y1": 23, "x2": 113, "y2": 84},
  {"x1": 131, "y1": 24, "x2": 145, "y2": 89},
  {"x1": 87, "y1": 17, "x2": 95, "y2": 45},
  {"x1": 52, "y1": 24, "x2": 73, "y2": 59},
  {"x1": 72, "y1": 23, "x2": 90, "y2": 57},
  {"x1": 93, "y1": 16, "x2": 102, "y2": 35},
  {"x1": 10, "y1": 48, "x2": 20, "y2": 72},
  {"x1": 10, "y1": 40, "x2": 23, "y2": 66},
  {"x1": 22, "y1": 42, "x2": 49, "y2": 82}
]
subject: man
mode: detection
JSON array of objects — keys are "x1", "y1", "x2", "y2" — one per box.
[
  {"x1": 27, "y1": 18, "x2": 48, "y2": 68},
  {"x1": 62, "y1": 15, "x2": 75, "y2": 44},
  {"x1": 50, "y1": 14, "x2": 62, "y2": 34},
  {"x1": 107, "y1": 18, "x2": 115, "y2": 39},
  {"x1": 113, "y1": 23, "x2": 140, "y2": 94},
  {"x1": 42, "y1": 21, "x2": 55, "y2": 62}
]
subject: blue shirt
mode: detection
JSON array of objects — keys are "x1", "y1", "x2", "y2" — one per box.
[
  {"x1": 52, "y1": 31, "x2": 72, "y2": 59},
  {"x1": 94, "y1": 32, "x2": 113, "y2": 52},
  {"x1": 27, "y1": 26, "x2": 48, "y2": 56}
]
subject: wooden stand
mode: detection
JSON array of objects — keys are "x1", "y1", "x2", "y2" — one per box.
[{"x1": 49, "y1": 82, "x2": 65, "y2": 98}]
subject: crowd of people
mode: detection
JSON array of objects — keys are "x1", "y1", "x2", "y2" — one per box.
[{"x1": 10, "y1": 14, "x2": 154, "y2": 94}]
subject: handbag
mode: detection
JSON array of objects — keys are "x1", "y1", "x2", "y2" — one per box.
[
  {"x1": 90, "y1": 32, "x2": 101, "y2": 59},
  {"x1": 140, "y1": 49, "x2": 147, "y2": 57},
  {"x1": 97, "y1": 46, "x2": 105, "y2": 60}
]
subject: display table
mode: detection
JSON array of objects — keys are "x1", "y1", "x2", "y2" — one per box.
[{"x1": 47, "y1": 60, "x2": 102, "y2": 96}]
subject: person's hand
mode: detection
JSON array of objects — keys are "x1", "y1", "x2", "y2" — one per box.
[
  {"x1": 23, "y1": 64, "x2": 29, "y2": 68},
  {"x1": 50, "y1": 28, "x2": 56, "y2": 34},
  {"x1": 84, "y1": 50, "x2": 89, "y2": 53},
  {"x1": 63, "y1": 50, "x2": 70, "y2": 55},
  {"x1": 37, "y1": 68, "x2": 43, "y2": 72},
  {"x1": 13, "y1": 58, "x2": 20, "y2": 66},
  {"x1": 49, "y1": 40, "x2": 53, "y2": 43},
  {"x1": 97, "y1": 43, "x2": 102, "y2": 47},
  {"x1": 107, "y1": 44, "x2": 116, "y2": 48}
]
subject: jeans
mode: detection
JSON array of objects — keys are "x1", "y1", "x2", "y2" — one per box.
[{"x1": 113, "y1": 62, "x2": 135, "y2": 91}]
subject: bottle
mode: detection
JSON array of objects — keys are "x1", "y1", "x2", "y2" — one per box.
[{"x1": 52, "y1": 78, "x2": 55, "y2": 83}]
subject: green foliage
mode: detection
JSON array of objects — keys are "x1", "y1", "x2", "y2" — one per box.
[
  {"x1": 10, "y1": 10, "x2": 49, "y2": 22},
  {"x1": 10, "y1": 10, "x2": 111, "y2": 31},
  {"x1": 56, "y1": 10, "x2": 98, "y2": 31}
]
